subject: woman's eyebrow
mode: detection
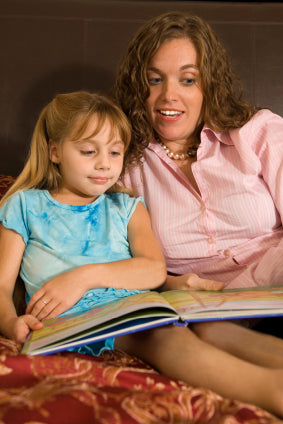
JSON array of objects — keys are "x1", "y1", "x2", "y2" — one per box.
[
  {"x1": 180, "y1": 64, "x2": 199, "y2": 71},
  {"x1": 147, "y1": 64, "x2": 199, "y2": 72}
]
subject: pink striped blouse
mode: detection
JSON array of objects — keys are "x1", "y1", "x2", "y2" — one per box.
[{"x1": 124, "y1": 109, "x2": 283, "y2": 288}]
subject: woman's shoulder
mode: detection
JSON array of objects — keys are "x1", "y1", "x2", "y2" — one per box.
[
  {"x1": 247, "y1": 109, "x2": 283, "y2": 128},
  {"x1": 227, "y1": 109, "x2": 283, "y2": 164},
  {"x1": 229, "y1": 109, "x2": 283, "y2": 141}
]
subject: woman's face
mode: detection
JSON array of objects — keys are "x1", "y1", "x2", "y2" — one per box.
[{"x1": 145, "y1": 37, "x2": 203, "y2": 147}]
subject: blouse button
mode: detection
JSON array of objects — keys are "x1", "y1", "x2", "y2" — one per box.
[
  {"x1": 224, "y1": 249, "x2": 231, "y2": 257},
  {"x1": 207, "y1": 237, "x2": 214, "y2": 244}
]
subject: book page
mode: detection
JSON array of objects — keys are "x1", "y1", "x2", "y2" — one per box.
[
  {"x1": 161, "y1": 286, "x2": 283, "y2": 321},
  {"x1": 22, "y1": 290, "x2": 177, "y2": 354},
  {"x1": 25, "y1": 314, "x2": 177, "y2": 355}
]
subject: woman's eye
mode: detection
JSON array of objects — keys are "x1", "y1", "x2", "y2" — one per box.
[
  {"x1": 183, "y1": 78, "x2": 195, "y2": 85},
  {"x1": 148, "y1": 77, "x2": 161, "y2": 85}
]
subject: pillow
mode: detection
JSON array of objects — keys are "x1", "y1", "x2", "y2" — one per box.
[
  {"x1": 0, "y1": 175, "x2": 16, "y2": 199},
  {"x1": 0, "y1": 175, "x2": 25, "y2": 314}
]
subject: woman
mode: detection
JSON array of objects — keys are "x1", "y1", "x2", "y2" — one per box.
[
  {"x1": 114, "y1": 11, "x2": 283, "y2": 292},
  {"x1": 113, "y1": 11, "x2": 283, "y2": 412}
]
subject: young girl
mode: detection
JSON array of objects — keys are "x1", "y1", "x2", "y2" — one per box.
[
  {"x1": 0, "y1": 91, "x2": 166, "y2": 354},
  {"x1": 1, "y1": 91, "x2": 283, "y2": 417}
]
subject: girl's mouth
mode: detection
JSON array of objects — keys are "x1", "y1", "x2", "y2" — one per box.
[{"x1": 89, "y1": 177, "x2": 109, "y2": 184}]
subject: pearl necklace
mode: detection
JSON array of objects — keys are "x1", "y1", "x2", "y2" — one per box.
[{"x1": 159, "y1": 140, "x2": 199, "y2": 160}]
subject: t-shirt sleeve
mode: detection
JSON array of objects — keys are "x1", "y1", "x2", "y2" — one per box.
[
  {"x1": 123, "y1": 194, "x2": 147, "y2": 221},
  {"x1": 0, "y1": 192, "x2": 29, "y2": 244}
]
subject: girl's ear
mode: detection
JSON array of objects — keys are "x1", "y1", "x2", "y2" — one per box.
[{"x1": 49, "y1": 140, "x2": 60, "y2": 164}]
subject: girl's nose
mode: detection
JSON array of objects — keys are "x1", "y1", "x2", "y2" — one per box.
[{"x1": 95, "y1": 152, "x2": 110, "y2": 170}]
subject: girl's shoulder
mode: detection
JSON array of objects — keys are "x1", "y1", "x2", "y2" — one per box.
[
  {"x1": 106, "y1": 191, "x2": 145, "y2": 205},
  {"x1": 1, "y1": 188, "x2": 44, "y2": 207},
  {"x1": 18, "y1": 188, "x2": 44, "y2": 199},
  {"x1": 0, "y1": 190, "x2": 54, "y2": 222},
  {"x1": 105, "y1": 192, "x2": 146, "y2": 218}
]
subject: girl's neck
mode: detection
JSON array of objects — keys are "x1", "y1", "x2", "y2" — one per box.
[{"x1": 49, "y1": 190, "x2": 98, "y2": 206}]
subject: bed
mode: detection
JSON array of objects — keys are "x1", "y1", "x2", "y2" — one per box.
[{"x1": 0, "y1": 174, "x2": 281, "y2": 424}]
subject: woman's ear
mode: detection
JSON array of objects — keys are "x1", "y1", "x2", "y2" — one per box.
[{"x1": 49, "y1": 140, "x2": 60, "y2": 164}]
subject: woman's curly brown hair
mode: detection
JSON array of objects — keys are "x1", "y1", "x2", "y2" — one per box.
[{"x1": 113, "y1": 11, "x2": 259, "y2": 167}]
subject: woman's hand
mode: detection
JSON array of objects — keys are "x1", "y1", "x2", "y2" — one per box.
[
  {"x1": 5, "y1": 315, "x2": 43, "y2": 344},
  {"x1": 162, "y1": 273, "x2": 224, "y2": 291},
  {"x1": 26, "y1": 267, "x2": 87, "y2": 320}
]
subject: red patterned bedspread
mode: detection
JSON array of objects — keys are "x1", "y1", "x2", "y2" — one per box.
[
  {"x1": 0, "y1": 175, "x2": 281, "y2": 424},
  {"x1": 0, "y1": 336, "x2": 281, "y2": 424}
]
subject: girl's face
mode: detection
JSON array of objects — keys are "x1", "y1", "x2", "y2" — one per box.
[
  {"x1": 49, "y1": 117, "x2": 125, "y2": 205},
  {"x1": 145, "y1": 37, "x2": 203, "y2": 148}
]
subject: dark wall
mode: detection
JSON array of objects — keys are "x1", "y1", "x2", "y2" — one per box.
[{"x1": 1, "y1": 0, "x2": 283, "y2": 175}]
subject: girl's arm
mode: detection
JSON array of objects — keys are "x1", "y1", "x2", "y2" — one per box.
[
  {"x1": 27, "y1": 203, "x2": 166, "y2": 320},
  {"x1": 0, "y1": 224, "x2": 43, "y2": 343}
]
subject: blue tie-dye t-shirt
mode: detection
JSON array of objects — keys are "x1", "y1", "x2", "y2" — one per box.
[{"x1": 0, "y1": 189, "x2": 146, "y2": 313}]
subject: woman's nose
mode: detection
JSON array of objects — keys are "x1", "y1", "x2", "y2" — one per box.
[{"x1": 162, "y1": 79, "x2": 177, "y2": 101}]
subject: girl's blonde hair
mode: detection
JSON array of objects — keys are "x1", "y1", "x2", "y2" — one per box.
[
  {"x1": 0, "y1": 91, "x2": 131, "y2": 206},
  {"x1": 114, "y1": 11, "x2": 259, "y2": 166}
]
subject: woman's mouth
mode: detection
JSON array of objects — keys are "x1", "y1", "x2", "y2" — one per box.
[
  {"x1": 158, "y1": 110, "x2": 184, "y2": 121},
  {"x1": 159, "y1": 110, "x2": 183, "y2": 117}
]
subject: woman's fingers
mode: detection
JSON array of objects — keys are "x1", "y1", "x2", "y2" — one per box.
[{"x1": 187, "y1": 274, "x2": 224, "y2": 291}]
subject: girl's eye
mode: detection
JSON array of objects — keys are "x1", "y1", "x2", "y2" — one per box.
[
  {"x1": 81, "y1": 150, "x2": 95, "y2": 155},
  {"x1": 110, "y1": 151, "x2": 121, "y2": 156},
  {"x1": 148, "y1": 77, "x2": 161, "y2": 85}
]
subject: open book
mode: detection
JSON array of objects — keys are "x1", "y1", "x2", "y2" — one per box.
[{"x1": 22, "y1": 285, "x2": 283, "y2": 355}]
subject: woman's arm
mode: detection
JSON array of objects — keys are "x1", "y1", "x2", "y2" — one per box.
[
  {"x1": 161, "y1": 273, "x2": 224, "y2": 291},
  {"x1": 0, "y1": 224, "x2": 43, "y2": 343},
  {"x1": 27, "y1": 203, "x2": 166, "y2": 320}
]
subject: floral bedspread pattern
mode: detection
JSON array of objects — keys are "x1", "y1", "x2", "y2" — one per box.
[
  {"x1": 0, "y1": 337, "x2": 281, "y2": 424},
  {"x1": 0, "y1": 175, "x2": 281, "y2": 424}
]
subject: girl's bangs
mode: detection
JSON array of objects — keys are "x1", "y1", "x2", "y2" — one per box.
[{"x1": 71, "y1": 110, "x2": 131, "y2": 150}]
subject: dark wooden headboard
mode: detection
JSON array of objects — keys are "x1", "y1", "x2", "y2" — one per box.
[{"x1": 1, "y1": 0, "x2": 283, "y2": 175}]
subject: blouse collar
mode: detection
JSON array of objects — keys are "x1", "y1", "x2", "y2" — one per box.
[{"x1": 147, "y1": 124, "x2": 232, "y2": 154}]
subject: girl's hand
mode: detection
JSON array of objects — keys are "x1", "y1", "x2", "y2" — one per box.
[
  {"x1": 6, "y1": 315, "x2": 43, "y2": 344},
  {"x1": 163, "y1": 273, "x2": 224, "y2": 291},
  {"x1": 26, "y1": 268, "x2": 87, "y2": 320}
]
